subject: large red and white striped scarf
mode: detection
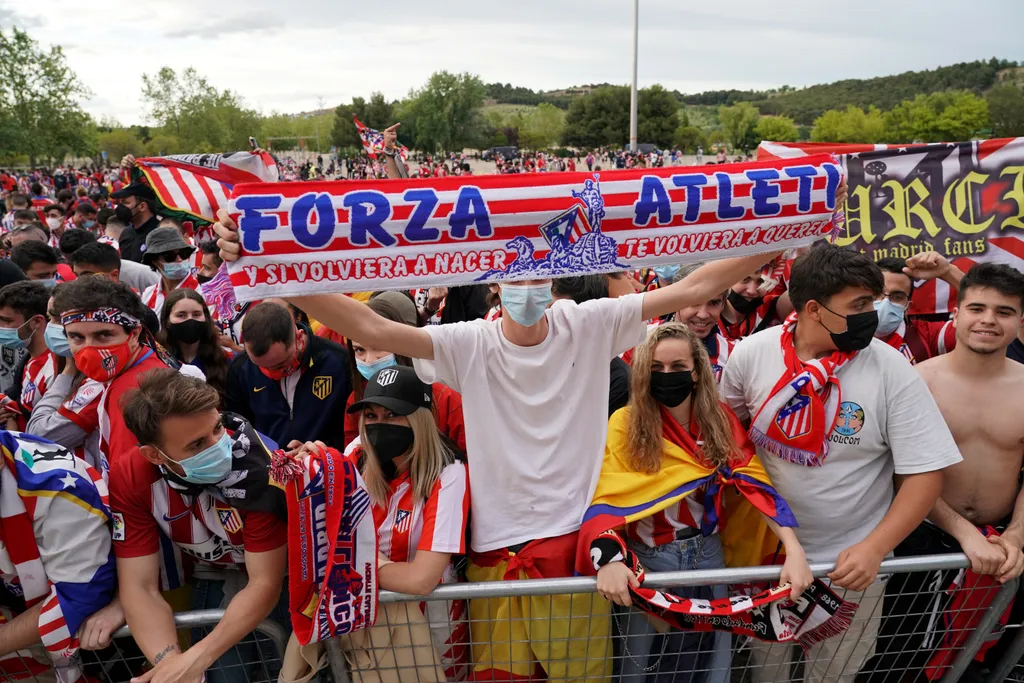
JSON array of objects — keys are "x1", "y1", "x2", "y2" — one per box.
[
  {"x1": 134, "y1": 151, "x2": 278, "y2": 224},
  {"x1": 748, "y1": 313, "x2": 855, "y2": 466}
]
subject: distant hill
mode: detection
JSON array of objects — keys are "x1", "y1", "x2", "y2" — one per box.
[{"x1": 485, "y1": 58, "x2": 1020, "y2": 124}]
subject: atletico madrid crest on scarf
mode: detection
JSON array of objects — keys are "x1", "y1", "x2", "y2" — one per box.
[
  {"x1": 271, "y1": 444, "x2": 378, "y2": 645},
  {"x1": 748, "y1": 313, "x2": 855, "y2": 466}
]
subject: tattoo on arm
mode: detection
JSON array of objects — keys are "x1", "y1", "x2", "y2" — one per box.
[{"x1": 154, "y1": 643, "x2": 180, "y2": 665}]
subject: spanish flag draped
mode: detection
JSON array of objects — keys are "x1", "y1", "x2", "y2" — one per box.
[
  {"x1": 576, "y1": 406, "x2": 860, "y2": 649},
  {"x1": 576, "y1": 404, "x2": 796, "y2": 577}
]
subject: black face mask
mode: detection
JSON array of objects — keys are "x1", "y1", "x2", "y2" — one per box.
[
  {"x1": 818, "y1": 305, "x2": 878, "y2": 352},
  {"x1": 167, "y1": 318, "x2": 207, "y2": 345},
  {"x1": 365, "y1": 423, "x2": 414, "y2": 480},
  {"x1": 196, "y1": 273, "x2": 213, "y2": 285},
  {"x1": 728, "y1": 290, "x2": 763, "y2": 316},
  {"x1": 649, "y1": 370, "x2": 695, "y2": 408}
]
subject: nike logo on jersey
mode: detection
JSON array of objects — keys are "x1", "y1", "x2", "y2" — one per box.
[
  {"x1": 162, "y1": 510, "x2": 191, "y2": 523},
  {"x1": 254, "y1": 386, "x2": 266, "y2": 392}
]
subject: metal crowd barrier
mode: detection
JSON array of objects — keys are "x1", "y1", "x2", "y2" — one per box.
[{"x1": 7, "y1": 553, "x2": 1023, "y2": 683}]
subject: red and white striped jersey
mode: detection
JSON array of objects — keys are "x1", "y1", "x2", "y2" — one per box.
[
  {"x1": 98, "y1": 351, "x2": 169, "y2": 471},
  {"x1": 626, "y1": 485, "x2": 712, "y2": 548},
  {"x1": 20, "y1": 351, "x2": 56, "y2": 414},
  {"x1": 705, "y1": 331, "x2": 736, "y2": 384},
  {"x1": 141, "y1": 273, "x2": 201, "y2": 316},
  {"x1": 373, "y1": 460, "x2": 469, "y2": 563},
  {"x1": 109, "y1": 447, "x2": 286, "y2": 568},
  {"x1": 369, "y1": 457, "x2": 470, "y2": 682}
]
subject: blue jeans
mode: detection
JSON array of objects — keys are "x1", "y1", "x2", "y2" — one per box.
[
  {"x1": 191, "y1": 575, "x2": 291, "y2": 683},
  {"x1": 617, "y1": 533, "x2": 731, "y2": 683}
]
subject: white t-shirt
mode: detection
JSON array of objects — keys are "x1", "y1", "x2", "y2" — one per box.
[
  {"x1": 414, "y1": 293, "x2": 647, "y2": 552},
  {"x1": 720, "y1": 326, "x2": 962, "y2": 563}
]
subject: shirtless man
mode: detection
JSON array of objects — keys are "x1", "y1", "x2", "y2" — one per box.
[{"x1": 866, "y1": 262, "x2": 1024, "y2": 682}]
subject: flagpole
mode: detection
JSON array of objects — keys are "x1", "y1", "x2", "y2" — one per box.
[{"x1": 629, "y1": 0, "x2": 639, "y2": 153}]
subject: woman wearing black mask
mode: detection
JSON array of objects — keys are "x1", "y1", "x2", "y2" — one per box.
[
  {"x1": 345, "y1": 365, "x2": 470, "y2": 681},
  {"x1": 583, "y1": 323, "x2": 811, "y2": 683},
  {"x1": 158, "y1": 288, "x2": 230, "y2": 402}
]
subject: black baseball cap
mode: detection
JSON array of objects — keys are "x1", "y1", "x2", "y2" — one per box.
[
  {"x1": 111, "y1": 182, "x2": 157, "y2": 202},
  {"x1": 347, "y1": 365, "x2": 432, "y2": 416}
]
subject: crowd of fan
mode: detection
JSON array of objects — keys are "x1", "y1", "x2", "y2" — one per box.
[{"x1": 0, "y1": 149, "x2": 1022, "y2": 683}]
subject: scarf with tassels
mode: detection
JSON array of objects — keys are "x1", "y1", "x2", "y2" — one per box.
[
  {"x1": 748, "y1": 313, "x2": 855, "y2": 467},
  {"x1": 270, "y1": 444, "x2": 378, "y2": 646}
]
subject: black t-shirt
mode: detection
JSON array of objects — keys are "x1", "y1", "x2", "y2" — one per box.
[
  {"x1": 1008, "y1": 338, "x2": 1024, "y2": 365},
  {"x1": 118, "y1": 215, "x2": 160, "y2": 263},
  {"x1": 608, "y1": 357, "x2": 631, "y2": 417}
]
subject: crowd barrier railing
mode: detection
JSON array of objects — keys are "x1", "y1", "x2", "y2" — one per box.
[{"x1": 10, "y1": 553, "x2": 1021, "y2": 683}]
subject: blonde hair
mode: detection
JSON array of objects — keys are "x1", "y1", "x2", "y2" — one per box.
[
  {"x1": 358, "y1": 407, "x2": 456, "y2": 505},
  {"x1": 626, "y1": 322, "x2": 742, "y2": 473}
]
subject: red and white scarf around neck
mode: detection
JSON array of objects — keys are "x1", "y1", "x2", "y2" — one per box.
[{"x1": 748, "y1": 313, "x2": 856, "y2": 467}]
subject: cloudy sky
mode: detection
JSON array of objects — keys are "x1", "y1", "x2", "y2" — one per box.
[{"x1": 3, "y1": 0, "x2": 1022, "y2": 125}]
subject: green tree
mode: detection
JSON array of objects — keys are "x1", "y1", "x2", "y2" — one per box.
[
  {"x1": 405, "y1": 71, "x2": 486, "y2": 153},
  {"x1": 562, "y1": 85, "x2": 631, "y2": 148},
  {"x1": 718, "y1": 102, "x2": 760, "y2": 151},
  {"x1": 362, "y1": 92, "x2": 396, "y2": 130},
  {"x1": 674, "y1": 124, "x2": 706, "y2": 153},
  {"x1": 987, "y1": 84, "x2": 1024, "y2": 137},
  {"x1": 754, "y1": 115, "x2": 798, "y2": 143},
  {"x1": 97, "y1": 129, "x2": 144, "y2": 160},
  {"x1": 330, "y1": 98, "x2": 368, "y2": 151},
  {"x1": 935, "y1": 91, "x2": 989, "y2": 141},
  {"x1": 144, "y1": 134, "x2": 182, "y2": 156},
  {"x1": 883, "y1": 91, "x2": 989, "y2": 142},
  {"x1": 812, "y1": 105, "x2": 886, "y2": 143},
  {"x1": 141, "y1": 66, "x2": 260, "y2": 151},
  {"x1": 637, "y1": 85, "x2": 678, "y2": 148},
  {"x1": 0, "y1": 27, "x2": 93, "y2": 164},
  {"x1": 519, "y1": 103, "x2": 565, "y2": 150}
]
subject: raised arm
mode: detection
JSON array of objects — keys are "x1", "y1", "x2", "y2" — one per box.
[
  {"x1": 213, "y1": 209, "x2": 433, "y2": 360},
  {"x1": 286, "y1": 294, "x2": 434, "y2": 360},
  {"x1": 642, "y1": 251, "x2": 783, "y2": 321}
]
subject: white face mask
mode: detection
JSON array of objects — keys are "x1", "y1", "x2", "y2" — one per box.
[{"x1": 46, "y1": 217, "x2": 61, "y2": 231}]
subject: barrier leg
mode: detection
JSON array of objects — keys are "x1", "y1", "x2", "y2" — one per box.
[
  {"x1": 984, "y1": 623, "x2": 1024, "y2": 683},
  {"x1": 939, "y1": 577, "x2": 1019, "y2": 683},
  {"x1": 324, "y1": 638, "x2": 351, "y2": 683}
]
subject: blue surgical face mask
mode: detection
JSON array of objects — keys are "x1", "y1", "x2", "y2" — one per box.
[
  {"x1": 653, "y1": 264, "x2": 680, "y2": 283},
  {"x1": 0, "y1": 319, "x2": 32, "y2": 350},
  {"x1": 162, "y1": 260, "x2": 191, "y2": 280},
  {"x1": 164, "y1": 431, "x2": 233, "y2": 485},
  {"x1": 501, "y1": 283, "x2": 553, "y2": 327},
  {"x1": 83, "y1": 220, "x2": 96, "y2": 230},
  {"x1": 38, "y1": 277, "x2": 57, "y2": 290},
  {"x1": 44, "y1": 322, "x2": 72, "y2": 357},
  {"x1": 873, "y1": 297, "x2": 908, "y2": 338},
  {"x1": 357, "y1": 353, "x2": 397, "y2": 380}
]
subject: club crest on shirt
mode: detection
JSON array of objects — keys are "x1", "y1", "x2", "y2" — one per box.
[
  {"x1": 394, "y1": 509, "x2": 411, "y2": 534},
  {"x1": 312, "y1": 376, "x2": 332, "y2": 400},
  {"x1": 217, "y1": 507, "x2": 243, "y2": 534}
]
